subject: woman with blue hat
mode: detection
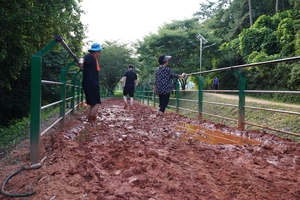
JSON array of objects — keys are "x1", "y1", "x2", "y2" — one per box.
[{"x1": 79, "y1": 43, "x2": 103, "y2": 122}]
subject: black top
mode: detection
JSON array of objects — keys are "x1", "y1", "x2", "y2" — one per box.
[
  {"x1": 124, "y1": 70, "x2": 137, "y2": 85},
  {"x1": 82, "y1": 54, "x2": 99, "y2": 86}
]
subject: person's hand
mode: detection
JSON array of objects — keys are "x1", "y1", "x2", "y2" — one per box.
[{"x1": 78, "y1": 58, "x2": 84, "y2": 69}]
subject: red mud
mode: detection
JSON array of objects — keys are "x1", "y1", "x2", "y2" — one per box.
[{"x1": 1, "y1": 98, "x2": 300, "y2": 200}]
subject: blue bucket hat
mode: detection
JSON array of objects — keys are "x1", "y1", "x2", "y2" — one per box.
[{"x1": 89, "y1": 43, "x2": 103, "y2": 52}]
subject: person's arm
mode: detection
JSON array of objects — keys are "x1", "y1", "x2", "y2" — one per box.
[
  {"x1": 169, "y1": 68, "x2": 185, "y2": 79},
  {"x1": 134, "y1": 79, "x2": 138, "y2": 90},
  {"x1": 122, "y1": 77, "x2": 126, "y2": 89},
  {"x1": 153, "y1": 84, "x2": 158, "y2": 96}
]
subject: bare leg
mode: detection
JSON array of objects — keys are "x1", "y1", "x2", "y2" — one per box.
[
  {"x1": 89, "y1": 104, "x2": 99, "y2": 116},
  {"x1": 130, "y1": 97, "x2": 133, "y2": 106},
  {"x1": 123, "y1": 96, "x2": 128, "y2": 108}
]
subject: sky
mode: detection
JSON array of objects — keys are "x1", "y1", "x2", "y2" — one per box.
[{"x1": 80, "y1": 0, "x2": 203, "y2": 46}]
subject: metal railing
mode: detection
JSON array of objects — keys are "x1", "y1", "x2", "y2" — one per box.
[{"x1": 136, "y1": 56, "x2": 300, "y2": 137}]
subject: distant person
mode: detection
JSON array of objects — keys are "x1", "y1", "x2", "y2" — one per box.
[
  {"x1": 154, "y1": 54, "x2": 185, "y2": 116},
  {"x1": 213, "y1": 77, "x2": 219, "y2": 92},
  {"x1": 122, "y1": 64, "x2": 138, "y2": 109},
  {"x1": 78, "y1": 43, "x2": 103, "y2": 122}
]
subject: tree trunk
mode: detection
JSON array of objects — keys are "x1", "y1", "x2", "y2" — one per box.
[{"x1": 248, "y1": 0, "x2": 253, "y2": 26}]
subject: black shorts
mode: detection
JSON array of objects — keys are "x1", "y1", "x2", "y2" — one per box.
[
  {"x1": 123, "y1": 84, "x2": 135, "y2": 97},
  {"x1": 83, "y1": 84, "x2": 101, "y2": 105}
]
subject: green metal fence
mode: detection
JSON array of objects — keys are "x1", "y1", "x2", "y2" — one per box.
[
  {"x1": 136, "y1": 57, "x2": 300, "y2": 137},
  {"x1": 30, "y1": 36, "x2": 300, "y2": 162}
]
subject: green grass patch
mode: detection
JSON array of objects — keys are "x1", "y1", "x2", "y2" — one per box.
[
  {"x1": 0, "y1": 117, "x2": 30, "y2": 159},
  {"x1": 113, "y1": 90, "x2": 123, "y2": 98},
  {"x1": 0, "y1": 102, "x2": 76, "y2": 159}
]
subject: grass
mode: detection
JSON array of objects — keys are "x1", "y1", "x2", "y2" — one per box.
[
  {"x1": 0, "y1": 102, "x2": 79, "y2": 160},
  {"x1": 113, "y1": 90, "x2": 123, "y2": 98},
  {"x1": 143, "y1": 90, "x2": 300, "y2": 141},
  {"x1": 0, "y1": 117, "x2": 30, "y2": 159}
]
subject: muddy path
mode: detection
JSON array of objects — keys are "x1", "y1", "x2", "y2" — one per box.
[{"x1": 1, "y1": 98, "x2": 300, "y2": 200}]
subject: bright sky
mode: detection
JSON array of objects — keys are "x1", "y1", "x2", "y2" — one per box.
[{"x1": 80, "y1": 0, "x2": 202, "y2": 45}]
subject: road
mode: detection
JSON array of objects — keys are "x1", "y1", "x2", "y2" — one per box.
[
  {"x1": 210, "y1": 93, "x2": 300, "y2": 108},
  {"x1": 1, "y1": 99, "x2": 300, "y2": 199}
]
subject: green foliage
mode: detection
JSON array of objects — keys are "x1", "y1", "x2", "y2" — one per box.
[
  {"x1": 0, "y1": 103, "x2": 62, "y2": 159},
  {"x1": 99, "y1": 40, "x2": 137, "y2": 93},
  {"x1": 239, "y1": 27, "x2": 279, "y2": 60},
  {"x1": 288, "y1": 63, "x2": 300, "y2": 90},
  {"x1": 0, "y1": 0, "x2": 85, "y2": 127},
  {"x1": 0, "y1": 117, "x2": 30, "y2": 158},
  {"x1": 135, "y1": 18, "x2": 219, "y2": 89}
]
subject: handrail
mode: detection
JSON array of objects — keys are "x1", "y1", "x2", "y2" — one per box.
[
  {"x1": 136, "y1": 56, "x2": 300, "y2": 138},
  {"x1": 185, "y1": 56, "x2": 300, "y2": 76}
]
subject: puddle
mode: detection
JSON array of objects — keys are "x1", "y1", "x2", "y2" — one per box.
[{"x1": 176, "y1": 123, "x2": 262, "y2": 146}]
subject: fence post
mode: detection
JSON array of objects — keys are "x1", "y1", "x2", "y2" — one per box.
[
  {"x1": 141, "y1": 86, "x2": 144, "y2": 104},
  {"x1": 71, "y1": 71, "x2": 81, "y2": 114},
  {"x1": 59, "y1": 62, "x2": 75, "y2": 127},
  {"x1": 80, "y1": 76, "x2": 84, "y2": 107},
  {"x1": 153, "y1": 86, "x2": 156, "y2": 108},
  {"x1": 147, "y1": 85, "x2": 150, "y2": 106},
  {"x1": 30, "y1": 55, "x2": 42, "y2": 164},
  {"x1": 175, "y1": 79, "x2": 180, "y2": 113},
  {"x1": 234, "y1": 69, "x2": 245, "y2": 130},
  {"x1": 195, "y1": 76, "x2": 203, "y2": 120},
  {"x1": 135, "y1": 87, "x2": 138, "y2": 102},
  {"x1": 71, "y1": 76, "x2": 76, "y2": 115},
  {"x1": 30, "y1": 38, "x2": 58, "y2": 164}
]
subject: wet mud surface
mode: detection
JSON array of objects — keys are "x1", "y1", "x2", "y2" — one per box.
[{"x1": 1, "y1": 98, "x2": 300, "y2": 199}]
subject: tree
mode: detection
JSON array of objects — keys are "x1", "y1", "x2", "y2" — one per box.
[
  {"x1": 135, "y1": 19, "x2": 219, "y2": 90},
  {"x1": 0, "y1": 0, "x2": 85, "y2": 126}
]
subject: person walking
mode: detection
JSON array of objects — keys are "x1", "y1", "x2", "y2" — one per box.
[
  {"x1": 154, "y1": 54, "x2": 185, "y2": 116},
  {"x1": 122, "y1": 64, "x2": 138, "y2": 109},
  {"x1": 212, "y1": 77, "x2": 219, "y2": 93},
  {"x1": 78, "y1": 43, "x2": 103, "y2": 122}
]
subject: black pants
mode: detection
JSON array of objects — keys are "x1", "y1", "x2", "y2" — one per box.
[
  {"x1": 158, "y1": 93, "x2": 170, "y2": 113},
  {"x1": 213, "y1": 84, "x2": 219, "y2": 90}
]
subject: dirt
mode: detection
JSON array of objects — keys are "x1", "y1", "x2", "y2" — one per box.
[{"x1": 1, "y1": 98, "x2": 300, "y2": 200}]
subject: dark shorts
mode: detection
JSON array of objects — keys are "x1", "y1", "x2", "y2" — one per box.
[
  {"x1": 83, "y1": 84, "x2": 101, "y2": 105},
  {"x1": 123, "y1": 84, "x2": 135, "y2": 97}
]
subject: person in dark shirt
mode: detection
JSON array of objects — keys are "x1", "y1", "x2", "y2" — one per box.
[
  {"x1": 78, "y1": 43, "x2": 103, "y2": 122},
  {"x1": 154, "y1": 54, "x2": 185, "y2": 116},
  {"x1": 212, "y1": 77, "x2": 219, "y2": 93},
  {"x1": 122, "y1": 64, "x2": 138, "y2": 109}
]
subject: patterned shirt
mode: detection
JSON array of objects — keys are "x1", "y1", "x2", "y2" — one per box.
[{"x1": 155, "y1": 65, "x2": 179, "y2": 94}]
